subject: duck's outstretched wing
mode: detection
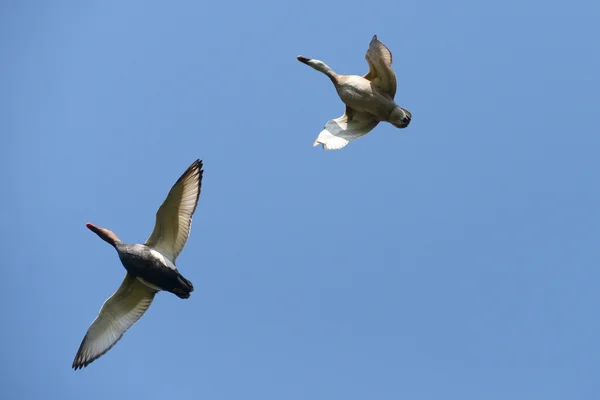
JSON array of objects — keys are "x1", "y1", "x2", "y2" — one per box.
[
  {"x1": 72, "y1": 274, "x2": 157, "y2": 369},
  {"x1": 313, "y1": 107, "x2": 379, "y2": 150},
  {"x1": 145, "y1": 160, "x2": 203, "y2": 262},
  {"x1": 363, "y1": 35, "x2": 397, "y2": 98}
]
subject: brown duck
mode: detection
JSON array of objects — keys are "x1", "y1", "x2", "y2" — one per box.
[{"x1": 298, "y1": 35, "x2": 412, "y2": 150}]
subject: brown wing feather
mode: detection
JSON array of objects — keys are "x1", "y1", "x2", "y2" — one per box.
[{"x1": 363, "y1": 35, "x2": 398, "y2": 98}]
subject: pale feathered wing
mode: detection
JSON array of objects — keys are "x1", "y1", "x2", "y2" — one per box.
[
  {"x1": 363, "y1": 35, "x2": 397, "y2": 98},
  {"x1": 72, "y1": 274, "x2": 157, "y2": 369},
  {"x1": 145, "y1": 160, "x2": 203, "y2": 262},
  {"x1": 314, "y1": 107, "x2": 379, "y2": 150}
]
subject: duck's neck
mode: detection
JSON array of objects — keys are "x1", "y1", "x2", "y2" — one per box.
[
  {"x1": 311, "y1": 60, "x2": 338, "y2": 82},
  {"x1": 98, "y1": 230, "x2": 121, "y2": 247},
  {"x1": 87, "y1": 223, "x2": 121, "y2": 248}
]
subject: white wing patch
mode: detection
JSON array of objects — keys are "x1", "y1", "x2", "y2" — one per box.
[
  {"x1": 314, "y1": 111, "x2": 379, "y2": 150},
  {"x1": 149, "y1": 248, "x2": 177, "y2": 270}
]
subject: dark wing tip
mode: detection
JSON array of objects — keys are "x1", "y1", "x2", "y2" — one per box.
[
  {"x1": 189, "y1": 159, "x2": 203, "y2": 173},
  {"x1": 72, "y1": 334, "x2": 96, "y2": 370},
  {"x1": 72, "y1": 350, "x2": 91, "y2": 370},
  {"x1": 72, "y1": 340, "x2": 118, "y2": 370},
  {"x1": 72, "y1": 319, "x2": 124, "y2": 371},
  {"x1": 196, "y1": 160, "x2": 204, "y2": 202},
  {"x1": 193, "y1": 158, "x2": 203, "y2": 183},
  {"x1": 176, "y1": 159, "x2": 203, "y2": 185},
  {"x1": 185, "y1": 159, "x2": 203, "y2": 216},
  {"x1": 72, "y1": 354, "x2": 99, "y2": 370}
]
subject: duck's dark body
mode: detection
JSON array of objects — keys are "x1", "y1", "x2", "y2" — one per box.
[{"x1": 115, "y1": 243, "x2": 194, "y2": 299}]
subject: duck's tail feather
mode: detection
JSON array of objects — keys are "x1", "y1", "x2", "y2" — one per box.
[{"x1": 172, "y1": 273, "x2": 194, "y2": 299}]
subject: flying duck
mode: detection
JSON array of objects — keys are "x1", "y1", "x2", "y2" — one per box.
[
  {"x1": 72, "y1": 159, "x2": 203, "y2": 369},
  {"x1": 298, "y1": 35, "x2": 412, "y2": 150}
]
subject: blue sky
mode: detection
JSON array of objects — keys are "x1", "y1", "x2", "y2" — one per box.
[{"x1": 3, "y1": 0, "x2": 600, "y2": 398}]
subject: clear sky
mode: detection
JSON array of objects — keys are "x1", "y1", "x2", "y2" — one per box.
[{"x1": 3, "y1": 1, "x2": 600, "y2": 399}]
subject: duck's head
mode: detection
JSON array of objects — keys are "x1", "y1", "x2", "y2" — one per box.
[
  {"x1": 297, "y1": 56, "x2": 336, "y2": 78},
  {"x1": 297, "y1": 56, "x2": 325, "y2": 69}
]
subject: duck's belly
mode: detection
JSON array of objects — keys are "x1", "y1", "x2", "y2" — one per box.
[
  {"x1": 336, "y1": 77, "x2": 396, "y2": 121},
  {"x1": 118, "y1": 245, "x2": 179, "y2": 291}
]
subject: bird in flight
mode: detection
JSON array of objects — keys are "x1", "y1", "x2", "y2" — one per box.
[
  {"x1": 298, "y1": 35, "x2": 412, "y2": 150},
  {"x1": 72, "y1": 159, "x2": 204, "y2": 370}
]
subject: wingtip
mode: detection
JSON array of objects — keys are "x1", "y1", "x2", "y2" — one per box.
[
  {"x1": 72, "y1": 337, "x2": 92, "y2": 370},
  {"x1": 185, "y1": 159, "x2": 204, "y2": 177},
  {"x1": 72, "y1": 355, "x2": 89, "y2": 370}
]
